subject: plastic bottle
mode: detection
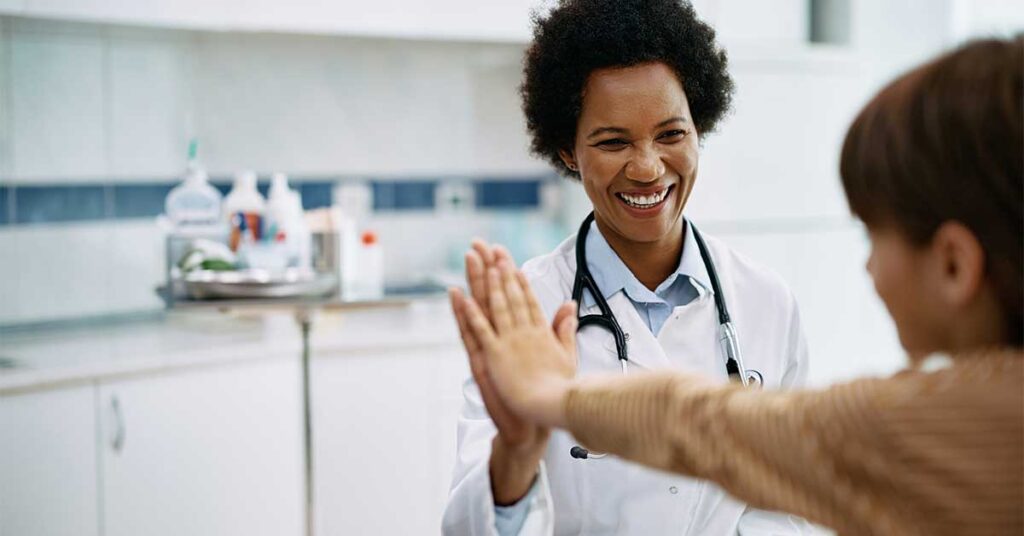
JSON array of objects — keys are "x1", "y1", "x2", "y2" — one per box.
[
  {"x1": 288, "y1": 189, "x2": 312, "y2": 270},
  {"x1": 265, "y1": 172, "x2": 293, "y2": 244},
  {"x1": 263, "y1": 172, "x2": 312, "y2": 269},
  {"x1": 350, "y1": 230, "x2": 384, "y2": 300},
  {"x1": 223, "y1": 170, "x2": 265, "y2": 251},
  {"x1": 164, "y1": 139, "x2": 222, "y2": 230}
]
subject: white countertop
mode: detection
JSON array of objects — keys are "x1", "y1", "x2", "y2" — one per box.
[{"x1": 0, "y1": 297, "x2": 459, "y2": 396}]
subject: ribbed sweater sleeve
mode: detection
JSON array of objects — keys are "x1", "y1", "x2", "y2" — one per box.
[{"x1": 563, "y1": 353, "x2": 1023, "y2": 536}]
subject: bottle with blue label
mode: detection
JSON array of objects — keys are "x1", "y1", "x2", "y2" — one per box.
[{"x1": 165, "y1": 139, "x2": 223, "y2": 230}]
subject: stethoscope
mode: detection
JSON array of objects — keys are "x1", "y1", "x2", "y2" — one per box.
[{"x1": 569, "y1": 212, "x2": 762, "y2": 460}]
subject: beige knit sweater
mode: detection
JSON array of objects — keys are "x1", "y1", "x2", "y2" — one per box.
[{"x1": 564, "y1": 350, "x2": 1023, "y2": 535}]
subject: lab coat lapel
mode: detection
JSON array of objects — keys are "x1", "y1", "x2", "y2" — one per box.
[{"x1": 595, "y1": 292, "x2": 671, "y2": 371}]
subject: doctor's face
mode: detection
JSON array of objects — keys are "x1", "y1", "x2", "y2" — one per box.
[{"x1": 562, "y1": 61, "x2": 699, "y2": 246}]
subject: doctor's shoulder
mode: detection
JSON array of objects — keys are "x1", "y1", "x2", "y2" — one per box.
[
  {"x1": 699, "y1": 232, "x2": 800, "y2": 319},
  {"x1": 520, "y1": 237, "x2": 576, "y2": 319}
]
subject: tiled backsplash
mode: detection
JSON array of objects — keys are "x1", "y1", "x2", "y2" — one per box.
[{"x1": 0, "y1": 176, "x2": 549, "y2": 225}]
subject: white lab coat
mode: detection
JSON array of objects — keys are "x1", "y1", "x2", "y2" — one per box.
[{"x1": 442, "y1": 230, "x2": 814, "y2": 535}]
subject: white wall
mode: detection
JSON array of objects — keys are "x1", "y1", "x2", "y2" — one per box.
[
  {"x1": 4, "y1": 0, "x2": 1021, "y2": 383},
  {"x1": 0, "y1": 17, "x2": 541, "y2": 181}
]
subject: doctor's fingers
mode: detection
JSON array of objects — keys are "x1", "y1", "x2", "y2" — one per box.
[
  {"x1": 487, "y1": 267, "x2": 515, "y2": 332},
  {"x1": 499, "y1": 261, "x2": 532, "y2": 327},
  {"x1": 515, "y1": 271, "x2": 546, "y2": 327},
  {"x1": 462, "y1": 291, "x2": 501, "y2": 354},
  {"x1": 464, "y1": 250, "x2": 491, "y2": 320}
]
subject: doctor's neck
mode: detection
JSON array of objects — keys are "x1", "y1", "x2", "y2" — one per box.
[{"x1": 595, "y1": 215, "x2": 686, "y2": 292}]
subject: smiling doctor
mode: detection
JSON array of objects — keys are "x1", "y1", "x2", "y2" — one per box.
[{"x1": 442, "y1": 1, "x2": 813, "y2": 534}]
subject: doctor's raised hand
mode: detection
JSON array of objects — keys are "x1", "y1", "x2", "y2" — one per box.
[
  {"x1": 458, "y1": 257, "x2": 580, "y2": 429},
  {"x1": 448, "y1": 241, "x2": 576, "y2": 505}
]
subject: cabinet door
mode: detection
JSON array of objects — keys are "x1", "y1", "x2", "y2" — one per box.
[
  {"x1": 0, "y1": 385, "x2": 100, "y2": 536},
  {"x1": 313, "y1": 346, "x2": 462, "y2": 536},
  {"x1": 99, "y1": 359, "x2": 304, "y2": 536}
]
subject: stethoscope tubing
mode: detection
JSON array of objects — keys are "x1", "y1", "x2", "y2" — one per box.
[{"x1": 568, "y1": 212, "x2": 761, "y2": 460}]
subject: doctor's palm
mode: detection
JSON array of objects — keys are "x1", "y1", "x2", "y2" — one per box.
[{"x1": 459, "y1": 246, "x2": 548, "y2": 453}]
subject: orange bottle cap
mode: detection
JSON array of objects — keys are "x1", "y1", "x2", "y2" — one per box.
[{"x1": 361, "y1": 230, "x2": 378, "y2": 245}]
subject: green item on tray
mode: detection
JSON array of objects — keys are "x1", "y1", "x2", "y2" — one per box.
[{"x1": 199, "y1": 259, "x2": 236, "y2": 271}]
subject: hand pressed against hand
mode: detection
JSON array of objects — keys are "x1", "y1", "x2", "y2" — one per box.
[
  {"x1": 449, "y1": 241, "x2": 577, "y2": 505},
  {"x1": 450, "y1": 241, "x2": 546, "y2": 454},
  {"x1": 462, "y1": 259, "x2": 578, "y2": 428}
]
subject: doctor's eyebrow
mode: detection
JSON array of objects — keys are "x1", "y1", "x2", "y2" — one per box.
[{"x1": 585, "y1": 117, "x2": 689, "y2": 139}]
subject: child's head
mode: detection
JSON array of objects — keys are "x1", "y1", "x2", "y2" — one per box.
[{"x1": 840, "y1": 36, "x2": 1023, "y2": 356}]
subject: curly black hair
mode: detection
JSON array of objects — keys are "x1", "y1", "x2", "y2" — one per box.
[{"x1": 521, "y1": 0, "x2": 734, "y2": 177}]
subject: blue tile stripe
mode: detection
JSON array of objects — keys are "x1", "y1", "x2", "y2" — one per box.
[
  {"x1": 372, "y1": 181, "x2": 437, "y2": 211},
  {"x1": 0, "y1": 176, "x2": 552, "y2": 225},
  {"x1": 475, "y1": 179, "x2": 542, "y2": 209},
  {"x1": 14, "y1": 185, "x2": 108, "y2": 224},
  {"x1": 0, "y1": 186, "x2": 9, "y2": 225}
]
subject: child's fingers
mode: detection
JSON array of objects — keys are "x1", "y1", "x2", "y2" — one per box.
[
  {"x1": 463, "y1": 291, "x2": 500, "y2": 351},
  {"x1": 487, "y1": 267, "x2": 513, "y2": 333},
  {"x1": 516, "y1": 270, "x2": 546, "y2": 327},
  {"x1": 465, "y1": 250, "x2": 490, "y2": 319},
  {"x1": 499, "y1": 260, "x2": 531, "y2": 327}
]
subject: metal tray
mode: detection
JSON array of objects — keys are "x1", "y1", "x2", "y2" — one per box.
[{"x1": 183, "y1": 269, "x2": 338, "y2": 300}]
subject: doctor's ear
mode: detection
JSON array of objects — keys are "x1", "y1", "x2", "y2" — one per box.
[{"x1": 558, "y1": 149, "x2": 579, "y2": 174}]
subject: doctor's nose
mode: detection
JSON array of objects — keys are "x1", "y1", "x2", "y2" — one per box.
[{"x1": 624, "y1": 146, "x2": 666, "y2": 182}]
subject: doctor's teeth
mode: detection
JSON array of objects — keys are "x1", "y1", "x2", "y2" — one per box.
[{"x1": 620, "y1": 190, "x2": 668, "y2": 207}]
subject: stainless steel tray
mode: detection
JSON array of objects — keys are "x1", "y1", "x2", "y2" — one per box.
[{"x1": 183, "y1": 269, "x2": 338, "y2": 300}]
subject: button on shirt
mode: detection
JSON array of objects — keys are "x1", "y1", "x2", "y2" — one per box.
[{"x1": 494, "y1": 219, "x2": 713, "y2": 535}]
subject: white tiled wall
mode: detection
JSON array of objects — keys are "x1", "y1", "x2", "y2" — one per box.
[
  {"x1": 108, "y1": 32, "x2": 189, "y2": 179},
  {"x1": 0, "y1": 17, "x2": 543, "y2": 181},
  {"x1": 0, "y1": 220, "x2": 165, "y2": 324},
  {"x1": 10, "y1": 30, "x2": 106, "y2": 180}
]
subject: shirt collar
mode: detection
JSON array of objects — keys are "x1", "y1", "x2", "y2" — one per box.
[{"x1": 580, "y1": 218, "x2": 713, "y2": 309}]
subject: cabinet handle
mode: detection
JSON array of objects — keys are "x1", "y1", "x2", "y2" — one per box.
[{"x1": 110, "y1": 396, "x2": 125, "y2": 453}]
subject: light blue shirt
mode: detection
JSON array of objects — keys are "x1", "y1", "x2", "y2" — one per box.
[{"x1": 494, "y1": 219, "x2": 711, "y2": 535}]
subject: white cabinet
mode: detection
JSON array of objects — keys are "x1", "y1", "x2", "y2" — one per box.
[
  {"x1": 0, "y1": 385, "x2": 100, "y2": 536},
  {"x1": 98, "y1": 359, "x2": 304, "y2": 536},
  {"x1": 312, "y1": 343, "x2": 467, "y2": 535}
]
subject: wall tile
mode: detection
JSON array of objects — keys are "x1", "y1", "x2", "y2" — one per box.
[
  {"x1": 112, "y1": 184, "x2": 174, "y2": 219},
  {"x1": 0, "y1": 223, "x2": 114, "y2": 324},
  {"x1": 103, "y1": 220, "x2": 166, "y2": 314},
  {"x1": 474, "y1": 179, "x2": 540, "y2": 209},
  {"x1": 14, "y1": 185, "x2": 109, "y2": 224},
  {"x1": 0, "y1": 186, "x2": 9, "y2": 224},
  {"x1": 108, "y1": 36, "x2": 189, "y2": 179},
  {"x1": 10, "y1": 32, "x2": 106, "y2": 180},
  {"x1": 372, "y1": 181, "x2": 437, "y2": 211},
  {"x1": 0, "y1": 19, "x2": 10, "y2": 179},
  {"x1": 298, "y1": 182, "x2": 333, "y2": 209}
]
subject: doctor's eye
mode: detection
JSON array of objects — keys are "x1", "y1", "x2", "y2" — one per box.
[
  {"x1": 593, "y1": 138, "x2": 629, "y2": 151},
  {"x1": 657, "y1": 130, "x2": 688, "y2": 142}
]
